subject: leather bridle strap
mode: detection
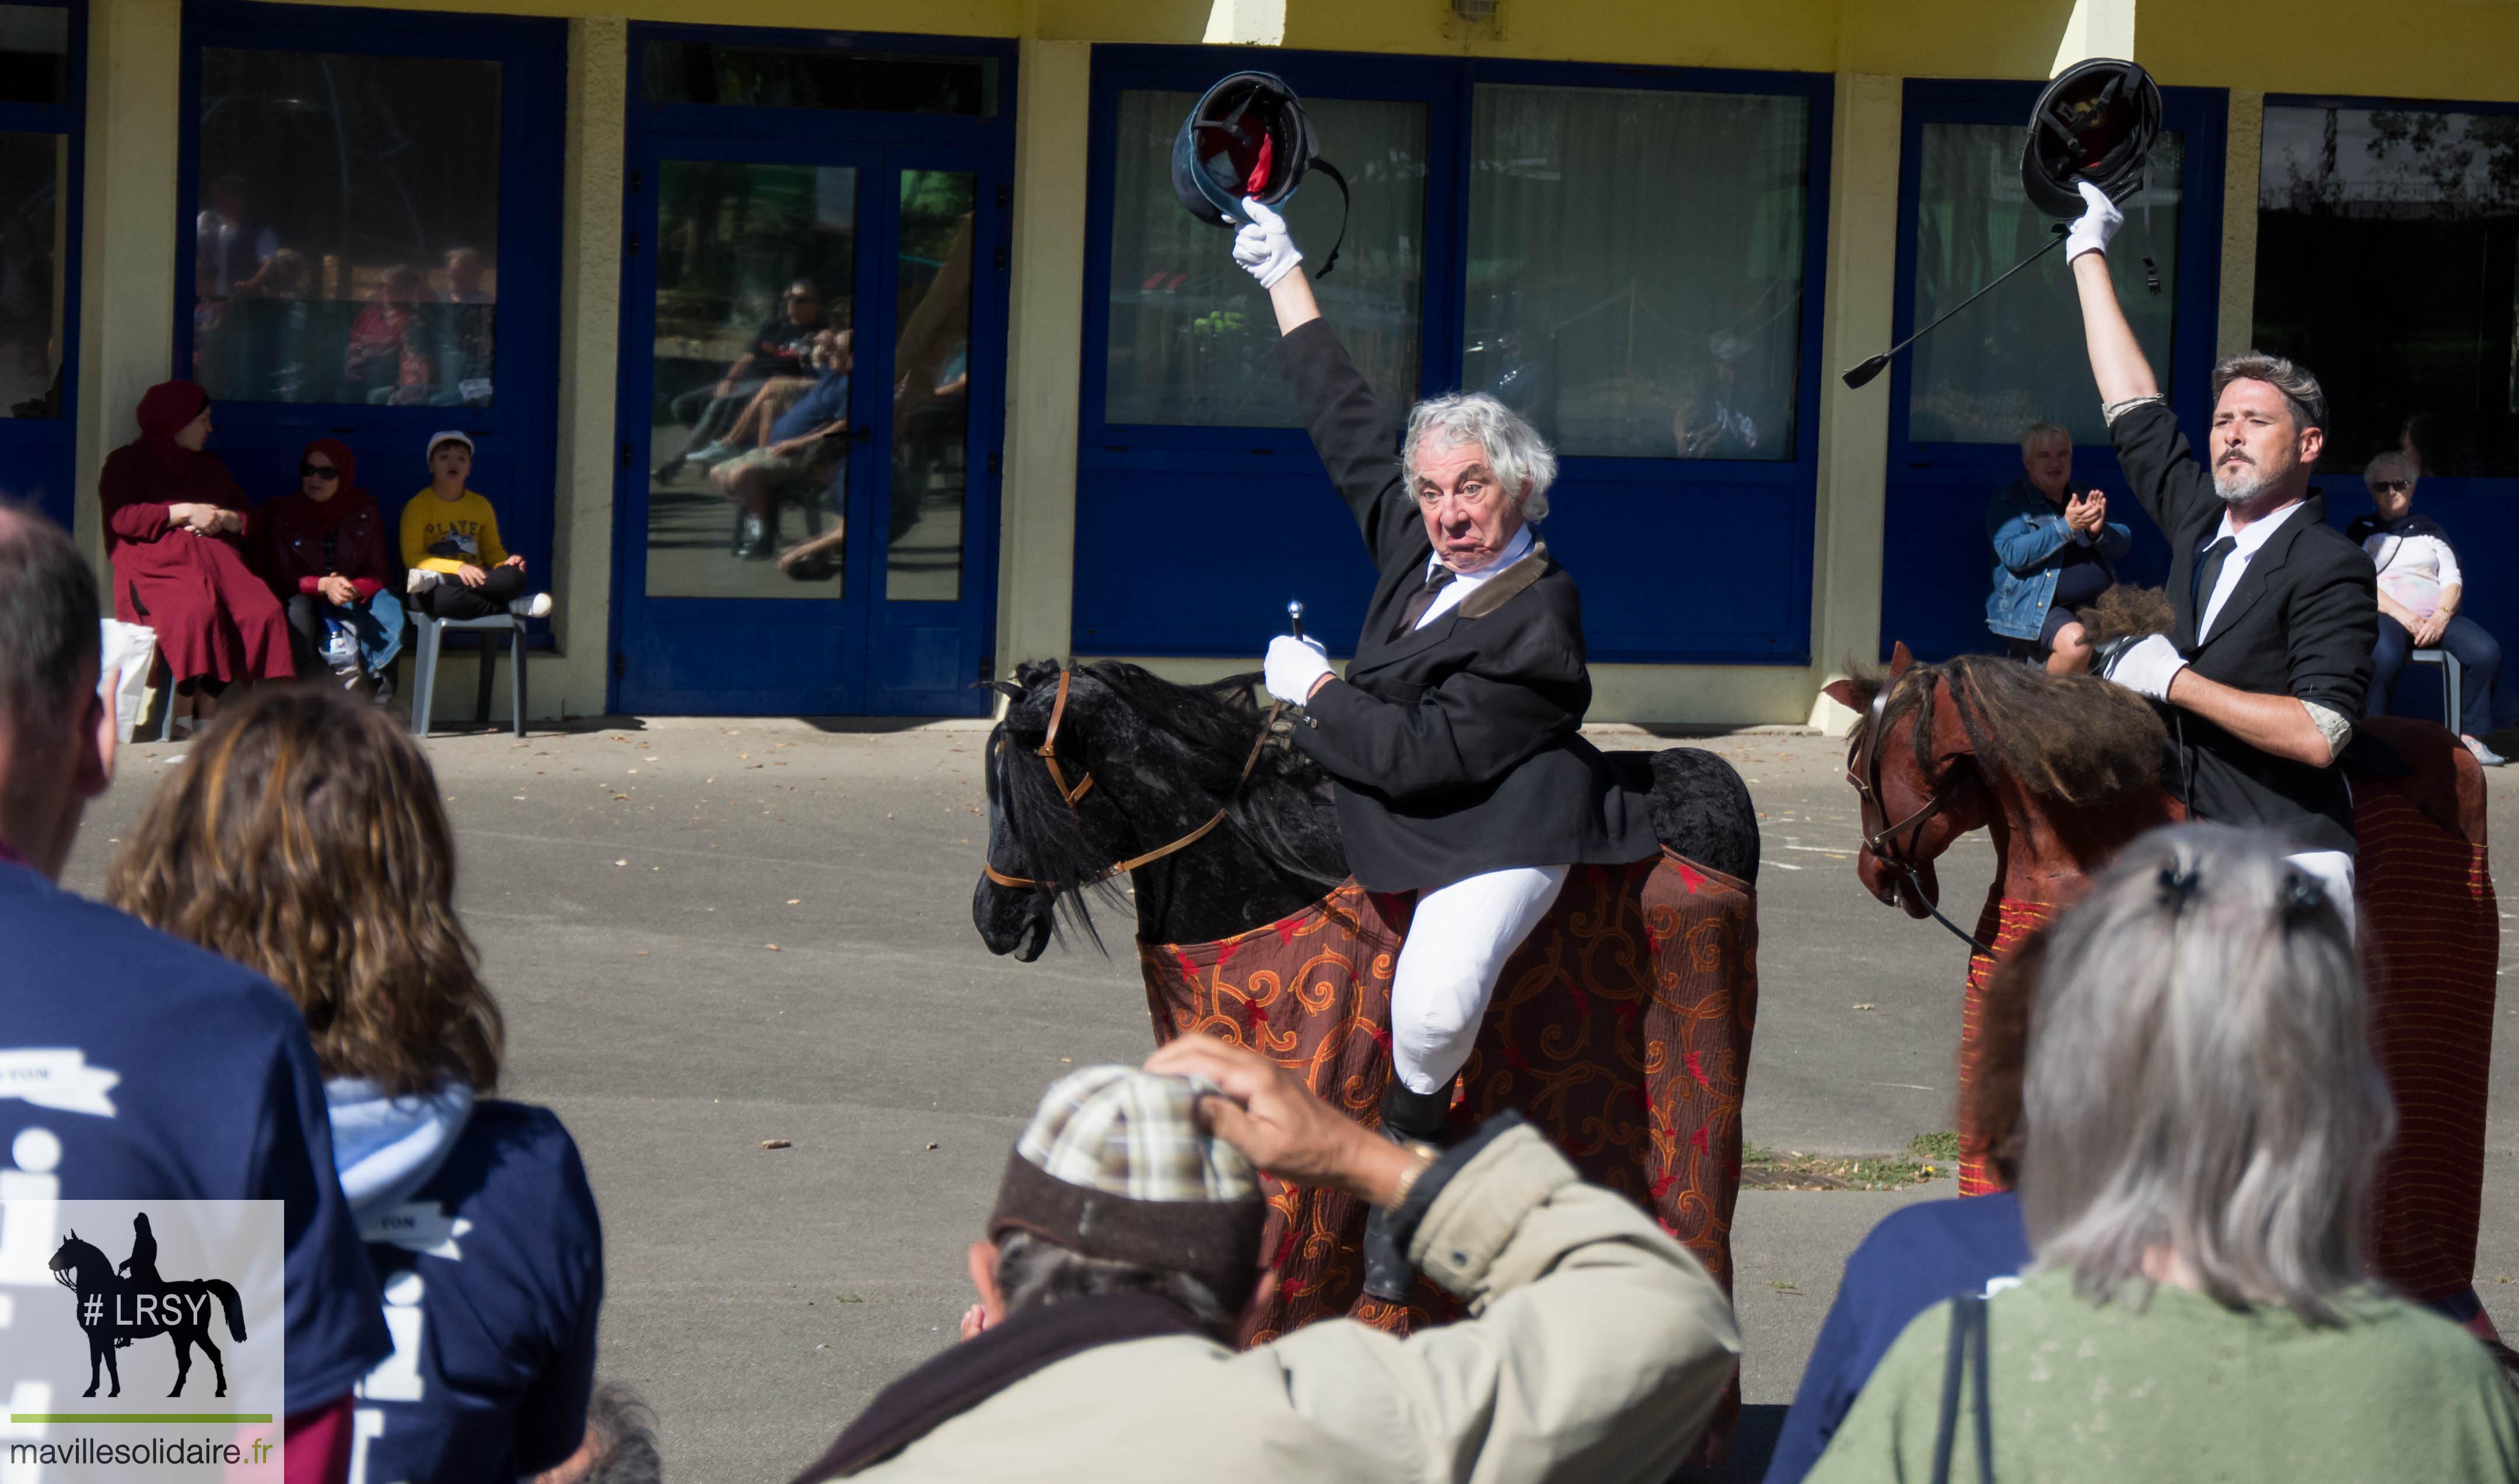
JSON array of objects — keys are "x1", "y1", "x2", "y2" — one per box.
[
  {"x1": 986, "y1": 696, "x2": 1285, "y2": 893},
  {"x1": 1849, "y1": 675, "x2": 1996, "y2": 957},
  {"x1": 1037, "y1": 666, "x2": 1093, "y2": 808}
]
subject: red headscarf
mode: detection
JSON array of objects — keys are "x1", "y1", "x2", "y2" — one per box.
[
  {"x1": 135, "y1": 381, "x2": 212, "y2": 476},
  {"x1": 286, "y1": 437, "x2": 368, "y2": 532}
]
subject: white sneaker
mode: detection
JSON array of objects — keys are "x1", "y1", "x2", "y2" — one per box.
[
  {"x1": 2463, "y1": 736, "x2": 2505, "y2": 768},
  {"x1": 509, "y1": 593, "x2": 554, "y2": 620},
  {"x1": 407, "y1": 569, "x2": 440, "y2": 595}
]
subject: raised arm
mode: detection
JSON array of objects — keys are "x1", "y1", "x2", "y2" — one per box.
[{"x1": 2066, "y1": 184, "x2": 2157, "y2": 407}]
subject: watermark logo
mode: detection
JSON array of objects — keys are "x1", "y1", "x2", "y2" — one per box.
[{"x1": 1, "y1": 1199, "x2": 284, "y2": 1481}]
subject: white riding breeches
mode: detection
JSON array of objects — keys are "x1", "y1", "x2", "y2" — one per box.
[
  {"x1": 2286, "y1": 849, "x2": 2356, "y2": 942},
  {"x1": 1389, "y1": 864, "x2": 1571, "y2": 1094}
]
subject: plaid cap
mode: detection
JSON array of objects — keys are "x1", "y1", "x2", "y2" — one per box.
[{"x1": 989, "y1": 1065, "x2": 1267, "y2": 1309}]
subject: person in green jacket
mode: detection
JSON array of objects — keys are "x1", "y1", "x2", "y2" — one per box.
[{"x1": 1810, "y1": 824, "x2": 2519, "y2": 1483}]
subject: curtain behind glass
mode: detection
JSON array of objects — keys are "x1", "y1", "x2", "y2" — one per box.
[
  {"x1": 1104, "y1": 90, "x2": 1425, "y2": 427},
  {"x1": 1907, "y1": 124, "x2": 2182, "y2": 445},
  {"x1": 1467, "y1": 84, "x2": 1808, "y2": 461}
]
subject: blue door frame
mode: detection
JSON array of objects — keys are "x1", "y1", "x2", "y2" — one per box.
[
  {"x1": 1877, "y1": 78, "x2": 2226, "y2": 662},
  {"x1": 1072, "y1": 47, "x2": 1834, "y2": 667},
  {"x1": 0, "y1": 1, "x2": 84, "y2": 534},
  {"x1": 174, "y1": 3, "x2": 566, "y2": 618},
  {"x1": 609, "y1": 24, "x2": 1013, "y2": 718}
]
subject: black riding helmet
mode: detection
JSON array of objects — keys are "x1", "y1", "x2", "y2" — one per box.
[
  {"x1": 2020, "y1": 58, "x2": 2164, "y2": 219},
  {"x1": 1171, "y1": 71, "x2": 1351, "y2": 276}
]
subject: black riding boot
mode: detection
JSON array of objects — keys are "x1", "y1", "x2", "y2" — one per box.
[{"x1": 1362, "y1": 1077, "x2": 1453, "y2": 1300}]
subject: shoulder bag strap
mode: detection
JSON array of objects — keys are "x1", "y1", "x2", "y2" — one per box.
[{"x1": 1929, "y1": 1293, "x2": 1995, "y2": 1484}]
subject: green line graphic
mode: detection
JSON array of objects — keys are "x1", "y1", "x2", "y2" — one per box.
[{"x1": 11, "y1": 1413, "x2": 274, "y2": 1423}]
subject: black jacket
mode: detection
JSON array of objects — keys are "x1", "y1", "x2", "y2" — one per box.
[
  {"x1": 2111, "y1": 401, "x2": 2377, "y2": 855},
  {"x1": 1277, "y1": 318, "x2": 1659, "y2": 892}
]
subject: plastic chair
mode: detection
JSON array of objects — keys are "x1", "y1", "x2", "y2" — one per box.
[
  {"x1": 409, "y1": 614, "x2": 526, "y2": 738},
  {"x1": 2408, "y1": 648, "x2": 2462, "y2": 734}
]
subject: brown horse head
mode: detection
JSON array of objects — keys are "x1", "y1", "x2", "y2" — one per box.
[{"x1": 1829, "y1": 646, "x2": 2178, "y2": 917}]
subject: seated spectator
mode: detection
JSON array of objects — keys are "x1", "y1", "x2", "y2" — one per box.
[
  {"x1": 655, "y1": 279, "x2": 827, "y2": 482},
  {"x1": 2347, "y1": 452, "x2": 2506, "y2": 766},
  {"x1": 713, "y1": 328, "x2": 851, "y2": 562},
  {"x1": 109, "y1": 682, "x2": 604, "y2": 1484},
  {"x1": 402, "y1": 431, "x2": 554, "y2": 621},
  {"x1": 0, "y1": 506, "x2": 388, "y2": 1481},
  {"x1": 254, "y1": 437, "x2": 405, "y2": 704},
  {"x1": 1985, "y1": 422, "x2": 2130, "y2": 674},
  {"x1": 99, "y1": 380, "x2": 295, "y2": 728},
  {"x1": 1807, "y1": 825, "x2": 2519, "y2": 1482},
  {"x1": 1763, "y1": 935, "x2": 2042, "y2": 1483},
  {"x1": 790, "y1": 1037, "x2": 1740, "y2": 1482}
]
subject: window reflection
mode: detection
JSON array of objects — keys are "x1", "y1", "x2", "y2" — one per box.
[
  {"x1": 1105, "y1": 90, "x2": 1425, "y2": 427},
  {"x1": 191, "y1": 50, "x2": 502, "y2": 407},
  {"x1": 887, "y1": 170, "x2": 975, "y2": 602},
  {"x1": 1468, "y1": 85, "x2": 1808, "y2": 460},
  {"x1": 0, "y1": 131, "x2": 61, "y2": 419},
  {"x1": 642, "y1": 41, "x2": 997, "y2": 117},
  {"x1": 2257, "y1": 104, "x2": 2519, "y2": 477},
  {"x1": 0, "y1": 5, "x2": 67, "y2": 106},
  {"x1": 644, "y1": 161, "x2": 855, "y2": 600},
  {"x1": 1908, "y1": 124, "x2": 2181, "y2": 446}
]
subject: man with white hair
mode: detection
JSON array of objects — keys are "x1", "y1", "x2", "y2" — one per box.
[
  {"x1": 1230, "y1": 200, "x2": 1661, "y2": 1296},
  {"x1": 2065, "y1": 182, "x2": 2377, "y2": 911}
]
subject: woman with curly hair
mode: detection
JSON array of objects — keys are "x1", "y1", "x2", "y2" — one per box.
[{"x1": 110, "y1": 684, "x2": 604, "y2": 1484}]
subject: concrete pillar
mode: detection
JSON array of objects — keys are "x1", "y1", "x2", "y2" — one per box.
[
  {"x1": 994, "y1": 38, "x2": 1091, "y2": 679},
  {"x1": 1805, "y1": 71, "x2": 1901, "y2": 733},
  {"x1": 2217, "y1": 90, "x2": 2263, "y2": 360},
  {"x1": 74, "y1": 0, "x2": 182, "y2": 569}
]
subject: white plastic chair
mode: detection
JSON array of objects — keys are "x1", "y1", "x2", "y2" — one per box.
[{"x1": 409, "y1": 614, "x2": 526, "y2": 738}]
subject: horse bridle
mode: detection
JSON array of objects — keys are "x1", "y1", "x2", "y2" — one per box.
[
  {"x1": 981, "y1": 667, "x2": 1283, "y2": 894},
  {"x1": 1845, "y1": 673, "x2": 1996, "y2": 956}
]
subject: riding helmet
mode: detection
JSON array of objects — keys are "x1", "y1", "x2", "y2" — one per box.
[
  {"x1": 1170, "y1": 71, "x2": 1321, "y2": 228},
  {"x1": 2020, "y1": 58, "x2": 2164, "y2": 219}
]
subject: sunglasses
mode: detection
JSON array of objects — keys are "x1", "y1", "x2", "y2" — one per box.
[
  {"x1": 300, "y1": 463, "x2": 340, "y2": 480},
  {"x1": 2370, "y1": 480, "x2": 2411, "y2": 494}
]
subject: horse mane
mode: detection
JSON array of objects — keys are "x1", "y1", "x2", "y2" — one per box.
[
  {"x1": 1859, "y1": 653, "x2": 2167, "y2": 806},
  {"x1": 993, "y1": 659, "x2": 1342, "y2": 948},
  {"x1": 2075, "y1": 584, "x2": 2177, "y2": 647}
]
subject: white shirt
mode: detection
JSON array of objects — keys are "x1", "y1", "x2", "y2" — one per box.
[
  {"x1": 2362, "y1": 529, "x2": 2462, "y2": 618},
  {"x1": 1415, "y1": 524, "x2": 1535, "y2": 629},
  {"x1": 2196, "y1": 500, "x2": 2306, "y2": 643}
]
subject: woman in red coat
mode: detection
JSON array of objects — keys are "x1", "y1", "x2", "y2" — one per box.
[
  {"x1": 253, "y1": 437, "x2": 404, "y2": 702},
  {"x1": 99, "y1": 380, "x2": 295, "y2": 723}
]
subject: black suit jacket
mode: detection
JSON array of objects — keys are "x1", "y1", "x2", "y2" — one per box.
[
  {"x1": 2111, "y1": 401, "x2": 2377, "y2": 854},
  {"x1": 1277, "y1": 318, "x2": 1659, "y2": 893}
]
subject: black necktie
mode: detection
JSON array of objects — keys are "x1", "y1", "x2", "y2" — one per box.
[
  {"x1": 2191, "y1": 534, "x2": 2237, "y2": 637},
  {"x1": 1394, "y1": 565, "x2": 1458, "y2": 639}
]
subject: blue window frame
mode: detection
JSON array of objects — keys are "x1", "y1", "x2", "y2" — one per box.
[
  {"x1": 174, "y1": 2, "x2": 566, "y2": 629},
  {"x1": 0, "y1": 0, "x2": 84, "y2": 533},
  {"x1": 1072, "y1": 47, "x2": 1834, "y2": 666},
  {"x1": 1876, "y1": 78, "x2": 2226, "y2": 663}
]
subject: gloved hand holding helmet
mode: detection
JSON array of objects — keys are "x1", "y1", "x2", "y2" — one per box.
[
  {"x1": 1233, "y1": 197, "x2": 1304, "y2": 288},
  {"x1": 2065, "y1": 180, "x2": 2123, "y2": 264}
]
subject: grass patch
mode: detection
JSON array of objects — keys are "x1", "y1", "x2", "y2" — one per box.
[
  {"x1": 1741, "y1": 1147, "x2": 1941, "y2": 1192},
  {"x1": 1907, "y1": 1130, "x2": 1961, "y2": 1161}
]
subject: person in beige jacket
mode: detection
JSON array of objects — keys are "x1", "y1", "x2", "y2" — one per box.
[{"x1": 788, "y1": 1038, "x2": 1740, "y2": 1483}]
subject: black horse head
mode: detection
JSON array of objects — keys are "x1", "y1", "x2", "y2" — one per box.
[{"x1": 972, "y1": 659, "x2": 1346, "y2": 959}]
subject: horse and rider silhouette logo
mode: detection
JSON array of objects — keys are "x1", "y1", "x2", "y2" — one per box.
[{"x1": 46, "y1": 1213, "x2": 248, "y2": 1398}]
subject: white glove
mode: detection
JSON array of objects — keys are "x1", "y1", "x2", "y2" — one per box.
[
  {"x1": 1264, "y1": 634, "x2": 1332, "y2": 704},
  {"x1": 2065, "y1": 180, "x2": 2122, "y2": 263},
  {"x1": 1231, "y1": 196, "x2": 1303, "y2": 288},
  {"x1": 2102, "y1": 633, "x2": 2188, "y2": 701}
]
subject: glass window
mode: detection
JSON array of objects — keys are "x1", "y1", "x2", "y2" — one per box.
[
  {"x1": 888, "y1": 170, "x2": 975, "y2": 603},
  {"x1": 1104, "y1": 89, "x2": 1425, "y2": 427},
  {"x1": 190, "y1": 50, "x2": 502, "y2": 407},
  {"x1": 2256, "y1": 104, "x2": 2519, "y2": 477},
  {"x1": 644, "y1": 161, "x2": 855, "y2": 600},
  {"x1": 1467, "y1": 84, "x2": 1808, "y2": 460},
  {"x1": 0, "y1": 131, "x2": 62, "y2": 419},
  {"x1": 0, "y1": 5, "x2": 67, "y2": 106},
  {"x1": 1906, "y1": 123, "x2": 2182, "y2": 446},
  {"x1": 642, "y1": 41, "x2": 997, "y2": 117}
]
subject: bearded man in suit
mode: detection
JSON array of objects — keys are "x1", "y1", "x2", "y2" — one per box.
[{"x1": 1230, "y1": 200, "x2": 1661, "y2": 1296}]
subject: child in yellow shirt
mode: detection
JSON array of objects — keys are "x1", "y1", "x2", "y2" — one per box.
[{"x1": 401, "y1": 432, "x2": 552, "y2": 620}]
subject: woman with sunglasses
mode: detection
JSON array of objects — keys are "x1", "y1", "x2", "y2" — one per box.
[
  {"x1": 254, "y1": 437, "x2": 405, "y2": 703},
  {"x1": 2346, "y1": 451, "x2": 2506, "y2": 765}
]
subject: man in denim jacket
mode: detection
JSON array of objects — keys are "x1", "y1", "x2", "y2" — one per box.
[{"x1": 1985, "y1": 421, "x2": 2132, "y2": 673}]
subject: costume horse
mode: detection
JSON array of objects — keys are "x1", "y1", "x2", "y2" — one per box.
[
  {"x1": 49, "y1": 1230, "x2": 248, "y2": 1398},
  {"x1": 968, "y1": 660, "x2": 1760, "y2": 1366},
  {"x1": 1829, "y1": 641, "x2": 2500, "y2": 1333}
]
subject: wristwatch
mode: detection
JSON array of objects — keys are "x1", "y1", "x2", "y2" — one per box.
[{"x1": 1379, "y1": 1142, "x2": 1440, "y2": 1212}]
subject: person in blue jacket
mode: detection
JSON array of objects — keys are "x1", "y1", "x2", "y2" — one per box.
[
  {"x1": 110, "y1": 683, "x2": 604, "y2": 1484},
  {"x1": 1986, "y1": 422, "x2": 2132, "y2": 674}
]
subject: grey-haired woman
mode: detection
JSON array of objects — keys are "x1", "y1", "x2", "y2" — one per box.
[{"x1": 1807, "y1": 825, "x2": 2519, "y2": 1482}]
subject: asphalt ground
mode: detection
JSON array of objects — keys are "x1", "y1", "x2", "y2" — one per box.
[{"x1": 57, "y1": 719, "x2": 2519, "y2": 1483}]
